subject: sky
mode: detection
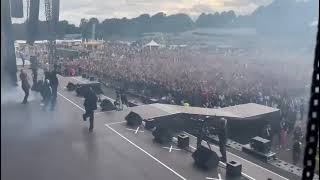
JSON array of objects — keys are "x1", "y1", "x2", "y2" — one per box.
[{"x1": 12, "y1": 0, "x2": 273, "y2": 25}]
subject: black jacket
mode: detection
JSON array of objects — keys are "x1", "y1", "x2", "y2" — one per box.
[
  {"x1": 50, "y1": 70, "x2": 59, "y2": 88},
  {"x1": 84, "y1": 90, "x2": 98, "y2": 111}
]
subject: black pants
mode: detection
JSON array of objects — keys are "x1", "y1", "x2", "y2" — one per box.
[
  {"x1": 293, "y1": 151, "x2": 301, "y2": 165},
  {"x1": 84, "y1": 110, "x2": 94, "y2": 130},
  {"x1": 196, "y1": 137, "x2": 202, "y2": 149},
  {"x1": 219, "y1": 136, "x2": 227, "y2": 163},
  {"x1": 22, "y1": 87, "x2": 29, "y2": 103},
  {"x1": 51, "y1": 86, "x2": 58, "y2": 109}
]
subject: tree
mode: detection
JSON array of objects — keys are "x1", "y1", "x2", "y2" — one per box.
[{"x1": 79, "y1": 18, "x2": 90, "y2": 40}]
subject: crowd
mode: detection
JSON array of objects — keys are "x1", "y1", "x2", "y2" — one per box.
[{"x1": 19, "y1": 41, "x2": 310, "y2": 161}]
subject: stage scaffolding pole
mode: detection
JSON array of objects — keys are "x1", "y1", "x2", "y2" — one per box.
[{"x1": 1, "y1": 0, "x2": 18, "y2": 86}]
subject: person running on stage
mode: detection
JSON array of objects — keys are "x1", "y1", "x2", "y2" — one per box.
[
  {"x1": 83, "y1": 87, "x2": 98, "y2": 132},
  {"x1": 19, "y1": 69, "x2": 31, "y2": 104},
  {"x1": 49, "y1": 64, "x2": 59, "y2": 110},
  {"x1": 42, "y1": 79, "x2": 52, "y2": 111}
]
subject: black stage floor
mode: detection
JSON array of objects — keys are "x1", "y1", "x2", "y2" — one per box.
[{"x1": 1, "y1": 75, "x2": 305, "y2": 180}]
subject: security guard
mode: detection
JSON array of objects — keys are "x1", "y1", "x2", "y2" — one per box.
[{"x1": 217, "y1": 117, "x2": 228, "y2": 163}]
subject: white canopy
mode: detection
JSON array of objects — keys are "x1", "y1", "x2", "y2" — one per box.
[{"x1": 145, "y1": 40, "x2": 160, "y2": 47}]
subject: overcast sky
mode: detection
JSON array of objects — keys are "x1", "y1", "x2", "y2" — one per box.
[{"x1": 12, "y1": 0, "x2": 273, "y2": 25}]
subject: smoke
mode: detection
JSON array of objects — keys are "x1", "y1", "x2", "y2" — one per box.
[
  {"x1": 1, "y1": 79, "x2": 57, "y2": 139},
  {"x1": 1, "y1": 81, "x2": 37, "y2": 105}
]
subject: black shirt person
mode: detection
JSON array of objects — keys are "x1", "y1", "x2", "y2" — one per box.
[
  {"x1": 19, "y1": 69, "x2": 30, "y2": 104},
  {"x1": 83, "y1": 87, "x2": 98, "y2": 132},
  {"x1": 217, "y1": 117, "x2": 228, "y2": 163},
  {"x1": 30, "y1": 56, "x2": 38, "y2": 90},
  {"x1": 42, "y1": 79, "x2": 52, "y2": 111},
  {"x1": 49, "y1": 65, "x2": 59, "y2": 110},
  {"x1": 292, "y1": 140, "x2": 302, "y2": 165}
]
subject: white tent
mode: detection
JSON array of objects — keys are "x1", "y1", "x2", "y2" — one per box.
[{"x1": 144, "y1": 40, "x2": 160, "y2": 49}]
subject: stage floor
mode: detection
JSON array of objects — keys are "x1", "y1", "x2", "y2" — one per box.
[{"x1": 1, "y1": 75, "x2": 304, "y2": 180}]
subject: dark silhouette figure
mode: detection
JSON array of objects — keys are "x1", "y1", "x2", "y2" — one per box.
[
  {"x1": 217, "y1": 118, "x2": 228, "y2": 163},
  {"x1": 41, "y1": 79, "x2": 52, "y2": 111},
  {"x1": 292, "y1": 140, "x2": 302, "y2": 165},
  {"x1": 263, "y1": 124, "x2": 273, "y2": 143},
  {"x1": 49, "y1": 65, "x2": 59, "y2": 110},
  {"x1": 19, "y1": 52, "x2": 25, "y2": 67},
  {"x1": 31, "y1": 68, "x2": 38, "y2": 90},
  {"x1": 83, "y1": 87, "x2": 98, "y2": 132},
  {"x1": 19, "y1": 69, "x2": 30, "y2": 104}
]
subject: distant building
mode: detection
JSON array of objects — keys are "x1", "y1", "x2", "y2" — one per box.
[{"x1": 82, "y1": 39, "x2": 104, "y2": 50}]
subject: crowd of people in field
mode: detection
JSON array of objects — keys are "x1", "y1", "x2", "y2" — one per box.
[{"x1": 18, "y1": 41, "x2": 310, "y2": 164}]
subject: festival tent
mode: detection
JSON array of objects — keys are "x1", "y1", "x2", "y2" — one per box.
[{"x1": 144, "y1": 40, "x2": 160, "y2": 49}]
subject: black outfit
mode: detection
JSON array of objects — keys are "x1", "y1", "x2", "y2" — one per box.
[
  {"x1": 22, "y1": 85, "x2": 30, "y2": 104},
  {"x1": 196, "y1": 119, "x2": 206, "y2": 149},
  {"x1": 83, "y1": 89, "x2": 98, "y2": 132},
  {"x1": 292, "y1": 140, "x2": 302, "y2": 165},
  {"x1": 31, "y1": 68, "x2": 38, "y2": 90},
  {"x1": 121, "y1": 94, "x2": 128, "y2": 106},
  {"x1": 293, "y1": 127, "x2": 303, "y2": 141},
  {"x1": 20, "y1": 72, "x2": 30, "y2": 104},
  {"x1": 217, "y1": 118, "x2": 228, "y2": 163},
  {"x1": 263, "y1": 126, "x2": 272, "y2": 142},
  {"x1": 42, "y1": 81, "x2": 52, "y2": 110},
  {"x1": 49, "y1": 70, "x2": 59, "y2": 110},
  {"x1": 44, "y1": 71, "x2": 50, "y2": 81}
]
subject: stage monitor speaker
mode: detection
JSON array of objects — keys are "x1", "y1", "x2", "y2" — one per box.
[
  {"x1": 152, "y1": 126, "x2": 172, "y2": 144},
  {"x1": 144, "y1": 119, "x2": 155, "y2": 130},
  {"x1": 90, "y1": 77, "x2": 95, "y2": 81},
  {"x1": 66, "y1": 82, "x2": 76, "y2": 91},
  {"x1": 226, "y1": 161, "x2": 242, "y2": 177},
  {"x1": 100, "y1": 99, "x2": 116, "y2": 111},
  {"x1": 250, "y1": 136, "x2": 271, "y2": 154},
  {"x1": 178, "y1": 134, "x2": 189, "y2": 149},
  {"x1": 192, "y1": 145, "x2": 219, "y2": 170},
  {"x1": 10, "y1": 0, "x2": 23, "y2": 18},
  {"x1": 125, "y1": 111, "x2": 143, "y2": 126},
  {"x1": 26, "y1": 0, "x2": 40, "y2": 45}
]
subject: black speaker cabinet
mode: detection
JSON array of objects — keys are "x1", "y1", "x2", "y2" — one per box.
[
  {"x1": 66, "y1": 82, "x2": 76, "y2": 91},
  {"x1": 100, "y1": 99, "x2": 116, "y2": 111},
  {"x1": 90, "y1": 77, "x2": 95, "y2": 81},
  {"x1": 125, "y1": 111, "x2": 143, "y2": 126},
  {"x1": 192, "y1": 146, "x2": 219, "y2": 170},
  {"x1": 144, "y1": 119, "x2": 155, "y2": 130},
  {"x1": 250, "y1": 136, "x2": 271, "y2": 154},
  {"x1": 152, "y1": 127, "x2": 172, "y2": 144},
  {"x1": 178, "y1": 134, "x2": 189, "y2": 149},
  {"x1": 226, "y1": 161, "x2": 242, "y2": 177}
]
